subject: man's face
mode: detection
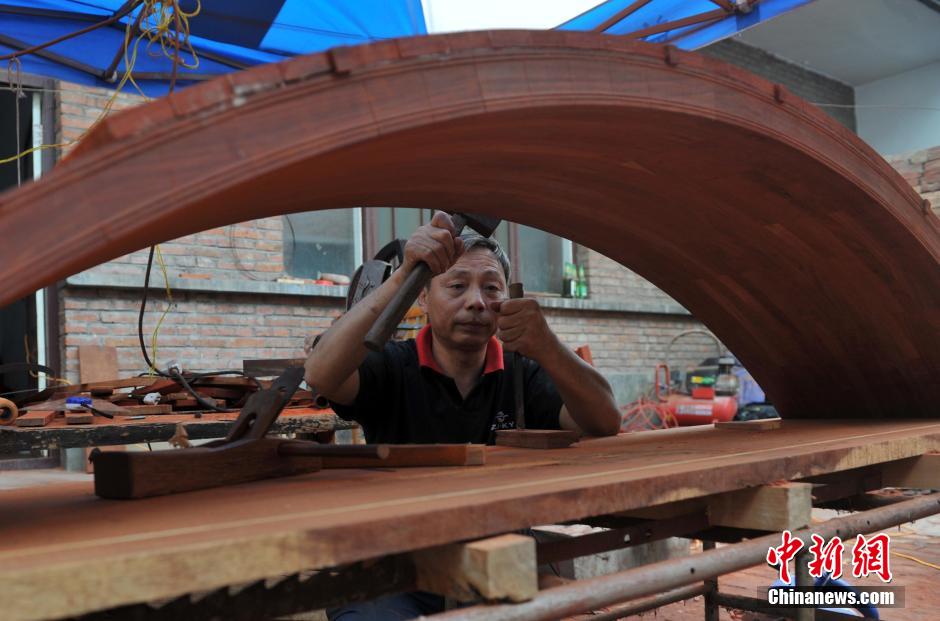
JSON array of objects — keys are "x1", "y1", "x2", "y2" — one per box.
[{"x1": 419, "y1": 248, "x2": 507, "y2": 352}]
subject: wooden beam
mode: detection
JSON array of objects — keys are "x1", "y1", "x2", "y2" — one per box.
[
  {"x1": 320, "y1": 444, "x2": 486, "y2": 468},
  {"x1": 13, "y1": 410, "x2": 56, "y2": 427},
  {"x1": 709, "y1": 482, "x2": 813, "y2": 531},
  {"x1": 714, "y1": 418, "x2": 782, "y2": 431},
  {"x1": 413, "y1": 534, "x2": 537, "y2": 603},
  {"x1": 495, "y1": 429, "x2": 579, "y2": 449},
  {"x1": 880, "y1": 452, "x2": 940, "y2": 489},
  {"x1": 593, "y1": 0, "x2": 654, "y2": 33},
  {"x1": 623, "y1": 8, "x2": 727, "y2": 40}
]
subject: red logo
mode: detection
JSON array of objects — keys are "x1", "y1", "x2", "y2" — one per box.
[
  {"x1": 766, "y1": 530, "x2": 804, "y2": 583},
  {"x1": 807, "y1": 534, "x2": 845, "y2": 579},
  {"x1": 852, "y1": 533, "x2": 893, "y2": 583}
]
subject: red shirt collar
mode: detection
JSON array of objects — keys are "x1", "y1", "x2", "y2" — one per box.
[{"x1": 416, "y1": 325, "x2": 504, "y2": 375}]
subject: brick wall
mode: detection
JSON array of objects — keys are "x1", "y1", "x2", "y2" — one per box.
[
  {"x1": 62, "y1": 287, "x2": 342, "y2": 380},
  {"x1": 76, "y1": 218, "x2": 287, "y2": 283},
  {"x1": 885, "y1": 146, "x2": 940, "y2": 216},
  {"x1": 58, "y1": 81, "x2": 143, "y2": 157}
]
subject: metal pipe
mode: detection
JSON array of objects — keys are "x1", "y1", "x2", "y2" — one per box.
[
  {"x1": 703, "y1": 540, "x2": 719, "y2": 621},
  {"x1": 577, "y1": 584, "x2": 707, "y2": 621},
  {"x1": 713, "y1": 593, "x2": 874, "y2": 621},
  {"x1": 424, "y1": 492, "x2": 940, "y2": 621}
]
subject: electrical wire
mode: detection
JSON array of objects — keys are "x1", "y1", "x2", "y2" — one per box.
[
  {"x1": 0, "y1": 0, "x2": 202, "y2": 166},
  {"x1": 137, "y1": 245, "x2": 261, "y2": 412}
]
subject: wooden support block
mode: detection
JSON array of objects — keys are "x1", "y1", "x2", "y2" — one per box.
[
  {"x1": 495, "y1": 429, "x2": 579, "y2": 449},
  {"x1": 880, "y1": 453, "x2": 940, "y2": 489},
  {"x1": 413, "y1": 534, "x2": 537, "y2": 603},
  {"x1": 118, "y1": 404, "x2": 173, "y2": 416},
  {"x1": 714, "y1": 418, "x2": 782, "y2": 431},
  {"x1": 320, "y1": 444, "x2": 486, "y2": 469},
  {"x1": 14, "y1": 410, "x2": 56, "y2": 427},
  {"x1": 708, "y1": 482, "x2": 813, "y2": 531},
  {"x1": 65, "y1": 411, "x2": 94, "y2": 425}
]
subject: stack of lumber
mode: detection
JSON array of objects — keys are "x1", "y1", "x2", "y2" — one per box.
[{"x1": 13, "y1": 375, "x2": 319, "y2": 427}]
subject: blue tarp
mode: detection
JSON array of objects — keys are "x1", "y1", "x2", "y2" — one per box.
[
  {"x1": 0, "y1": 0, "x2": 427, "y2": 95},
  {"x1": 1, "y1": 1, "x2": 812, "y2": 95}
]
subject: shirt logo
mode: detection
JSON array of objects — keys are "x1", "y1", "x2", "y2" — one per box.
[{"x1": 492, "y1": 410, "x2": 515, "y2": 431}]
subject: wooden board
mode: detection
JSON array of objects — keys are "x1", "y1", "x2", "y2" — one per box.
[
  {"x1": 495, "y1": 429, "x2": 579, "y2": 449},
  {"x1": 0, "y1": 408, "x2": 355, "y2": 453},
  {"x1": 13, "y1": 410, "x2": 56, "y2": 428},
  {"x1": 0, "y1": 32, "x2": 936, "y2": 420},
  {"x1": 2, "y1": 420, "x2": 940, "y2": 620},
  {"x1": 78, "y1": 346, "x2": 118, "y2": 384},
  {"x1": 320, "y1": 444, "x2": 485, "y2": 468}
]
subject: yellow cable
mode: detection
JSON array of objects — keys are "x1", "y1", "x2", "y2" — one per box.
[
  {"x1": 893, "y1": 551, "x2": 940, "y2": 571},
  {"x1": 149, "y1": 244, "x2": 173, "y2": 375},
  {"x1": 0, "y1": 0, "x2": 202, "y2": 166}
]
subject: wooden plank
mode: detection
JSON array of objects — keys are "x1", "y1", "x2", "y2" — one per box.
[
  {"x1": 320, "y1": 444, "x2": 486, "y2": 469},
  {"x1": 13, "y1": 411, "x2": 56, "y2": 428},
  {"x1": 881, "y1": 452, "x2": 940, "y2": 489},
  {"x1": 243, "y1": 359, "x2": 304, "y2": 376},
  {"x1": 708, "y1": 482, "x2": 813, "y2": 531},
  {"x1": 2, "y1": 420, "x2": 940, "y2": 620},
  {"x1": 78, "y1": 346, "x2": 118, "y2": 384},
  {"x1": 714, "y1": 418, "x2": 782, "y2": 431},
  {"x1": 413, "y1": 534, "x2": 537, "y2": 603},
  {"x1": 495, "y1": 429, "x2": 579, "y2": 449},
  {"x1": 117, "y1": 404, "x2": 173, "y2": 416},
  {"x1": 90, "y1": 438, "x2": 322, "y2": 499},
  {"x1": 65, "y1": 411, "x2": 94, "y2": 425}
]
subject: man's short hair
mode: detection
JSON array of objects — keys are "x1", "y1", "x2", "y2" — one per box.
[{"x1": 460, "y1": 233, "x2": 511, "y2": 282}]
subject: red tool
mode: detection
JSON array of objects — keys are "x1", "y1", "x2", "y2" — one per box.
[{"x1": 654, "y1": 362, "x2": 738, "y2": 426}]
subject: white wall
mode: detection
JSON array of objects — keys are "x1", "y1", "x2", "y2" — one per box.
[{"x1": 856, "y1": 60, "x2": 940, "y2": 156}]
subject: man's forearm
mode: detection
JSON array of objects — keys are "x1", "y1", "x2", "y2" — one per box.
[
  {"x1": 304, "y1": 267, "x2": 409, "y2": 394},
  {"x1": 537, "y1": 338, "x2": 621, "y2": 436}
]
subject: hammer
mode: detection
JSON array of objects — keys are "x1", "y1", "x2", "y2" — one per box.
[{"x1": 364, "y1": 211, "x2": 501, "y2": 351}]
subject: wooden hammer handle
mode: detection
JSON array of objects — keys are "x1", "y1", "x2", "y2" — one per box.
[
  {"x1": 364, "y1": 214, "x2": 468, "y2": 351},
  {"x1": 510, "y1": 282, "x2": 525, "y2": 429}
]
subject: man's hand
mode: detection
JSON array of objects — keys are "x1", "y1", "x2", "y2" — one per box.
[
  {"x1": 402, "y1": 211, "x2": 466, "y2": 275},
  {"x1": 492, "y1": 297, "x2": 557, "y2": 362}
]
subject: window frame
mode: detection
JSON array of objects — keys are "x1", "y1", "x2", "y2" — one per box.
[{"x1": 361, "y1": 209, "x2": 573, "y2": 295}]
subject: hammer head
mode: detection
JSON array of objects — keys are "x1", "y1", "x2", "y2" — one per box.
[{"x1": 453, "y1": 211, "x2": 501, "y2": 238}]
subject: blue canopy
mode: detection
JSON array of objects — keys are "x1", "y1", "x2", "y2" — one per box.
[
  {"x1": 0, "y1": 0, "x2": 428, "y2": 95},
  {"x1": 1, "y1": 1, "x2": 813, "y2": 95}
]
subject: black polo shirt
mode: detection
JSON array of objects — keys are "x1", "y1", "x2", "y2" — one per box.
[{"x1": 331, "y1": 326, "x2": 563, "y2": 444}]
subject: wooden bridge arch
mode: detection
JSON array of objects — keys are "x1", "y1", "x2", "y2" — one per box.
[{"x1": 1, "y1": 31, "x2": 937, "y2": 418}]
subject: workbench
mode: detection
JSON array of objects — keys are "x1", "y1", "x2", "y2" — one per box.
[
  {"x1": 3, "y1": 419, "x2": 939, "y2": 621},
  {"x1": 0, "y1": 407, "x2": 354, "y2": 453}
]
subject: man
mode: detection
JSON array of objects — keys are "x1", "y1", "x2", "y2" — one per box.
[
  {"x1": 305, "y1": 211, "x2": 621, "y2": 444},
  {"x1": 304, "y1": 211, "x2": 621, "y2": 619}
]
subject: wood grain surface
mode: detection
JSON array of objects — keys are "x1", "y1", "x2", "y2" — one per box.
[
  {"x1": 2, "y1": 420, "x2": 939, "y2": 620},
  {"x1": 0, "y1": 31, "x2": 936, "y2": 420}
]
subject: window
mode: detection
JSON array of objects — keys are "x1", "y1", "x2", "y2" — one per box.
[
  {"x1": 283, "y1": 208, "x2": 362, "y2": 279},
  {"x1": 285, "y1": 207, "x2": 572, "y2": 295}
]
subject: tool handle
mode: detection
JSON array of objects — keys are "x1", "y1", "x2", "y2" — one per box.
[
  {"x1": 510, "y1": 282, "x2": 525, "y2": 428},
  {"x1": 364, "y1": 214, "x2": 468, "y2": 351}
]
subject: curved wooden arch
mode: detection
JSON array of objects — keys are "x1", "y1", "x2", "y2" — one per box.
[{"x1": 1, "y1": 31, "x2": 938, "y2": 418}]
